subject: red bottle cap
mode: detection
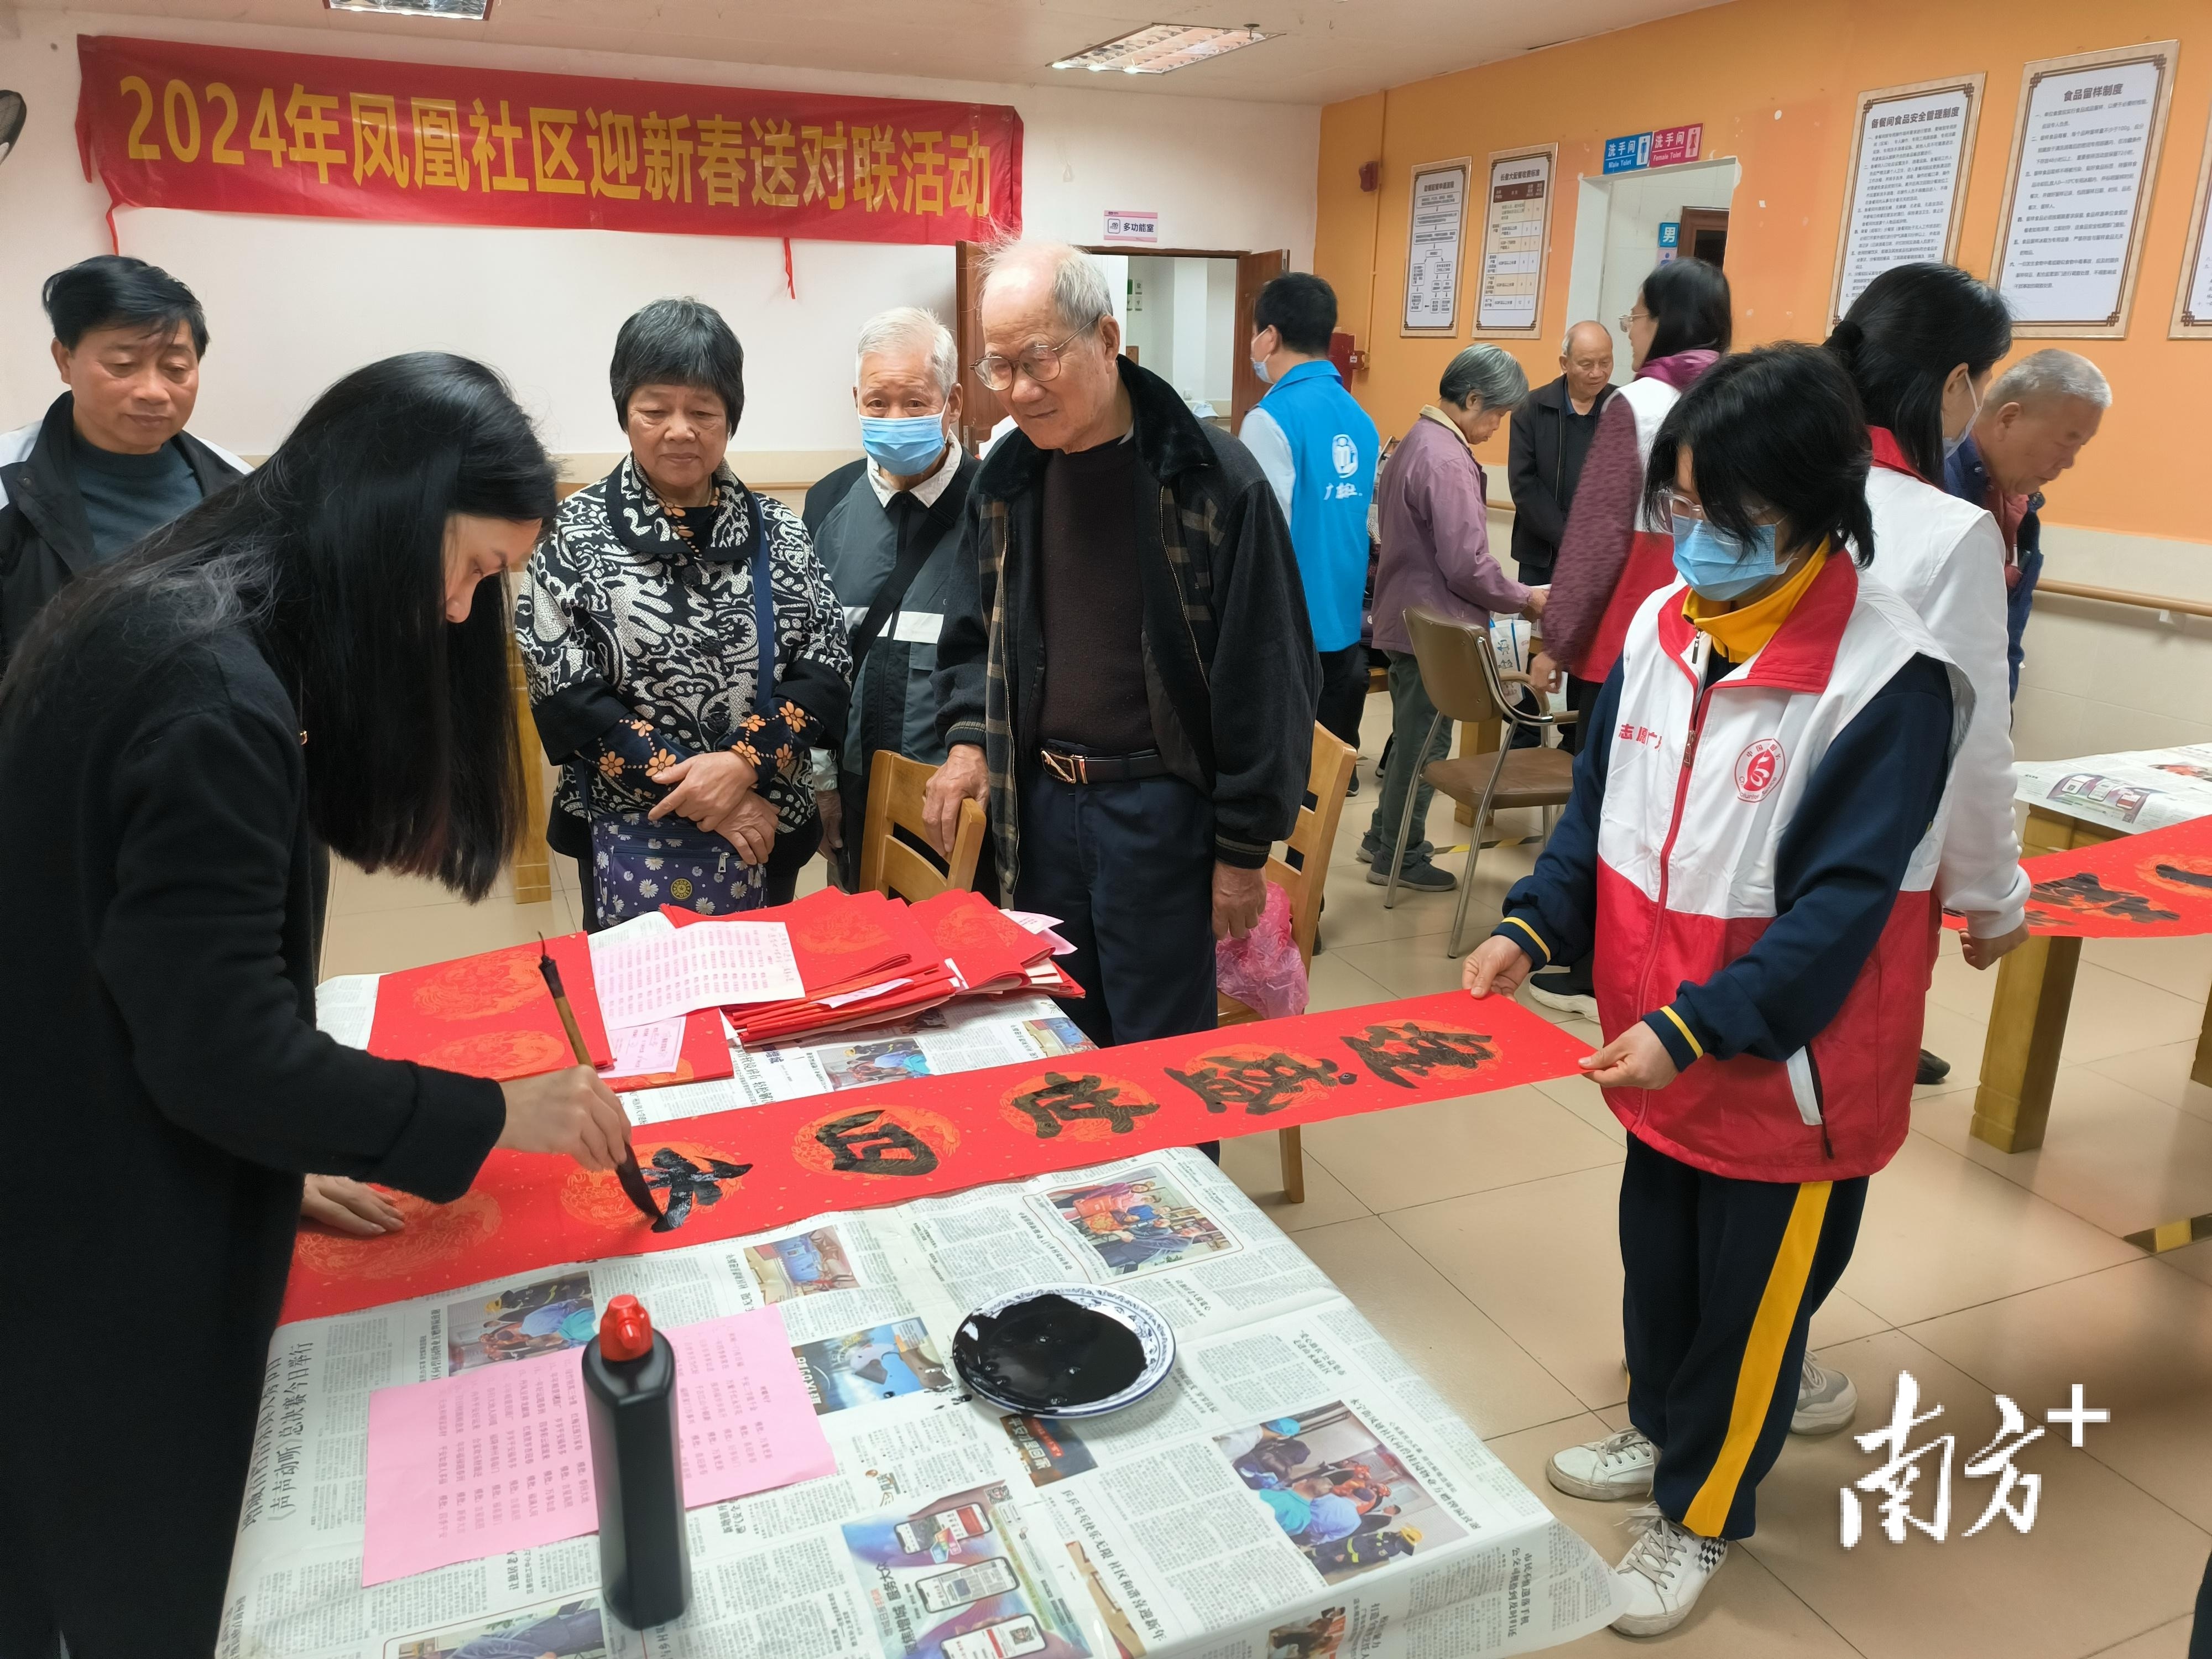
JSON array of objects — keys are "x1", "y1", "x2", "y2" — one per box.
[{"x1": 598, "y1": 1293, "x2": 655, "y2": 1362}]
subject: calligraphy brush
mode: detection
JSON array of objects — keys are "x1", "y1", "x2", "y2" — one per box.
[{"x1": 537, "y1": 935, "x2": 670, "y2": 1232}]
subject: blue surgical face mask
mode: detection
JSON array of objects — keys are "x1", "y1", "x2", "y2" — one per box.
[
  {"x1": 1942, "y1": 375, "x2": 1985, "y2": 462},
  {"x1": 859, "y1": 413, "x2": 950, "y2": 476},
  {"x1": 1250, "y1": 356, "x2": 1275, "y2": 385},
  {"x1": 1672, "y1": 515, "x2": 1783, "y2": 601}
]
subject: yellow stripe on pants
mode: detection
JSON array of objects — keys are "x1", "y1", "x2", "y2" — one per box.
[{"x1": 1682, "y1": 1181, "x2": 1832, "y2": 1538}]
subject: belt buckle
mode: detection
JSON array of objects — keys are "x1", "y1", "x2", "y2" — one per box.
[{"x1": 1042, "y1": 749, "x2": 1087, "y2": 784}]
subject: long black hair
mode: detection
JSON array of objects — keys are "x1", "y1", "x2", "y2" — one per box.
[
  {"x1": 1825, "y1": 261, "x2": 2011, "y2": 481},
  {"x1": 2, "y1": 352, "x2": 555, "y2": 900},
  {"x1": 1641, "y1": 258, "x2": 1733, "y2": 362},
  {"x1": 1644, "y1": 343, "x2": 1876, "y2": 568}
]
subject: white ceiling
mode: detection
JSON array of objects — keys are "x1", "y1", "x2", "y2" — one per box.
[{"x1": 41, "y1": 0, "x2": 1720, "y2": 105}]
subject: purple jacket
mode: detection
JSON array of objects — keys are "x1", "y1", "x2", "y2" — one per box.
[{"x1": 1370, "y1": 409, "x2": 1528, "y2": 654}]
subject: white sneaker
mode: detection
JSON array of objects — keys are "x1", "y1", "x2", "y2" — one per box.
[
  {"x1": 1791, "y1": 1354, "x2": 1858, "y2": 1435},
  {"x1": 1546, "y1": 1427, "x2": 1656, "y2": 1501},
  {"x1": 1610, "y1": 1505, "x2": 1728, "y2": 1636}
]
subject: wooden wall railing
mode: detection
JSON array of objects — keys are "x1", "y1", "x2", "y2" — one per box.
[{"x1": 2037, "y1": 578, "x2": 2212, "y2": 622}]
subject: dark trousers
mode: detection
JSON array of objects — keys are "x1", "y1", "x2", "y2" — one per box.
[
  {"x1": 1562, "y1": 671, "x2": 1603, "y2": 756},
  {"x1": 1365, "y1": 651, "x2": 1449, "y2": 868},
  {"x1": 1317, "y1": 643, "x2": 1369, "y2": 755},
  {"x1": 1623, "y1": 1134, "x2": 1867, "y2": 1541},
  {"x1": 1014, "y1": 765, "x2": 1218, "y2": 1051}
]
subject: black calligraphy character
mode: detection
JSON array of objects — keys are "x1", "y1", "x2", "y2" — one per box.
[
  {"x1": 1341, "y1": 1022, "x2": 1496, "y2": 1089},
  {"x1": 641, "y1": 1146, "x2": 752, "y2": 1228},
  {"x1": 1164, "y1": 1051, "x2": 1359, "y2": 1116},
  {"x1": 2030, "y1": 872, "x2": 2179, "y2": 926},
  {"x1": 815, "y1": 1108, "x2": 941, "y2": 1176},
  {"x1": 1005, "y1": 1072, "x2": 1159, "y2": 1139}
]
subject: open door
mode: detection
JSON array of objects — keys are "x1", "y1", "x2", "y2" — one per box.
[
  {"x1": 1678, "y1": 207, "x2": 1729, "y2": 268},
  {"x1": 1232, "y1": 249, "x2": 1288, "y2": 434},
  {"x1": 954, "y1": 241, "x2": 1008, "y2": 455}
]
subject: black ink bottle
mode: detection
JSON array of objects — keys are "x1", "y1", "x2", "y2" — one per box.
[{"x1": 583, "y1": 1293, "x2": 691, "y2": 1629}]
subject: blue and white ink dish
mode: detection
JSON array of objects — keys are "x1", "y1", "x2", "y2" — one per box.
[{"x1": 953, "y1": 1284, "x2": 1176, "y2": 1420}]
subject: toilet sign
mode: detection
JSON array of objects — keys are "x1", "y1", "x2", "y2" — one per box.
[
  {"x1": 1603, "y1": 123, "x2": 1703, "y2": 174},
  {"x1": 1603, "y1": 132, "x2": 1651, "y2": 174}
]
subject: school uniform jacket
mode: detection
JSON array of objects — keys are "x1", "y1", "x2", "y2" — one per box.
[
  {"x1": 1496, "y1": 556, "x2": 1967, "y2": 1183},
  {"x1": 1860, "y1": 432, "x2": 2030, "y2": 937}
]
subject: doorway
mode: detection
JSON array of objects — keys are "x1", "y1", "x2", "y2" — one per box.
[{"x1": 1561, "y1": 157, "x2": 1741, "y2": 384}]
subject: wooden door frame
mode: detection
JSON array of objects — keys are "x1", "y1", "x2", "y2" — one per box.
[{"x1": 1678, "y1": 206, "x2": 1729, "y2": 267}]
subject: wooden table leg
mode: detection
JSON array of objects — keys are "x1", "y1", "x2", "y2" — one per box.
[
  {"x1": 2191, "y1": 987, "x2": 2212, "y2": 1092},
  {"x1": 1970, "y1": 934, "x2": 2080, "y2": 1152},
  {"x1": 1278, "y1": 1126, "x2": 1306, "y2": 1204}
]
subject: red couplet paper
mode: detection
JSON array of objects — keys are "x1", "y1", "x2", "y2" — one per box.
[
  {"x1": 367, "y1": 934, "x2": 612, "y2": 1080},
  {"x1": 75, "y1": 35, "x2": 1021, "y2": 247},
  {"x1": 1944, "y1": 815, "x2": 2212, "y2": 938},
  {"x1": 285, "y1": 991, "x2": 1591, "y2": 1322}
]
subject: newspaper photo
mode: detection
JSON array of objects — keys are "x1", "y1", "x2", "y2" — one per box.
[
  {"x1": 226, "y1": 1144, "x2": 1616, "y2": 1659},
  {"x1": 2016, "y1": 742, "x2": 2212, "y2": 833}
]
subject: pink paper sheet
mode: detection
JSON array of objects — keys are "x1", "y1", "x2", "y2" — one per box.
[{"x1": 362, "y1": 1307, "x2": 833, "y2": 1586}]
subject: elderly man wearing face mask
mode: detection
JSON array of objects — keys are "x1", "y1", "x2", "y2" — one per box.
[{"x1": 803, "y1": 307, "x2": 979, "y2": 893}]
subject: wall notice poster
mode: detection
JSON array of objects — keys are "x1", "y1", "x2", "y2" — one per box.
[
  {"x1": 1830, "y1": 75, "x2": 1984, "y2": 325},
  {"x1": 1401, "y1": 158, "x2": 1470, "y2": 335},
  {"x1": 2171, "y1": 106, "x2": 2212, "y2": 337},
  {"x1": 1473, "y1": 145, "x2": 1553, "y2": 337},
  {"x1": 74, "y1": 34, "x2": 1021, "y2": 246},
  {"x1": 1990, "y1": 41, "x2": 2178, "y2": 337}
]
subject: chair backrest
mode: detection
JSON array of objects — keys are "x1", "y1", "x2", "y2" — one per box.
[
  {"x1": 1401, "y1": 606, "x2": 1512, "y2": 726},
  {"x1": 859, "y1": 752, "x2": 985, "y2": 901},
  {"x1": 1261, "y1": 724, "x2": 1360, "y2": 966}
]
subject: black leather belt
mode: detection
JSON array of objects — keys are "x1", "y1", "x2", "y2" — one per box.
[{"x1": 1040, "y1": 747, "x2": 1168, "y2": 784}]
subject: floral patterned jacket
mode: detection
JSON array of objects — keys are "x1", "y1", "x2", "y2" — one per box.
[{"x1": 516, "y1": 455, "x2": 852, "y2": 858}]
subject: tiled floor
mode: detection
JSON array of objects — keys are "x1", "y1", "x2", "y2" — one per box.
[{"x1": 324, "y1": 713, "x2": 2212, "y2": 1657}]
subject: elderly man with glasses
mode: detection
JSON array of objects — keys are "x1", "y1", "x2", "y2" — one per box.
[{"x1": 924, "y1": 242, "x2": 1318, "y2": 1090}]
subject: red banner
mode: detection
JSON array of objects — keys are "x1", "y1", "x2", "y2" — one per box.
[
  {"x1": 281, "y1": 992, "x2": 1592, "y2": 1322},
  {"x1": 1944, "y1": 815, "x2": 2212, "y2": 937},
  {"x1": 74, "y1": 34, "x2": 1020, "y2": 246}
]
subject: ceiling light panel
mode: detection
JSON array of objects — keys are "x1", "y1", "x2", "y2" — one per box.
[
  {"x1": 326, "y1": 0, "x2": 493, "y2": 19},
  {"x1": 1050, "y1": 24, "x2": 1271, "y2": 75}
]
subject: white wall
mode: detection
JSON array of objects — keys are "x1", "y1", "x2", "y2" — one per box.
[
  {"x1": 0, "y1": 8, "x2": 1318, "y2": 469},
  {"x1": 1564, "y1": 158, "x2": 1740, "y2": 382}
]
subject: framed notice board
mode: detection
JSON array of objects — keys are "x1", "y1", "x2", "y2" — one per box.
[
  {"x1": 1990, "y1": 40, "x2": 2179, "y2": 338},
  {"x1": 2171, "y1": 102, "x2": 2212, "y2": 338},
  {"x1": 1472, "y1": 144, "x2": 1556, "y2": 338},
  {"x1": 1401, "y1": 157, "x2": 1472, "y2": 337},
  {"x1": 1829, "y1": 74, "x2": 1984, "y2": 327}
]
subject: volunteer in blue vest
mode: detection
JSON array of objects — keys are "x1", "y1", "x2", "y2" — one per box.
[
  {"x1": 1239, "y1": 273, "x2": 1379, "y2": 767},
  {"x1": 1462, "y1": 345, "x2": 1963, "y2": 1636},
  {"x1": 804, "y1": 307, "x2": 980, "y2": 893}
]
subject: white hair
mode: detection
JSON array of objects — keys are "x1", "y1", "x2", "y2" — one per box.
[
  {"x1": 1990, "y1": 348, "x2": 2112, "y2": 411},
  {"x1": 1559, "y1": 319, "x2": 1611, "y2": 356},
  {"x1": 854, "y1": 306, "x2": 958, "y2": 398},
  {"x1": 977, "y1": 241, "x2": 1115, "y2": 334}
]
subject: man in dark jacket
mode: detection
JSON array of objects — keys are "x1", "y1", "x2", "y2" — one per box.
[
  {"x1": 0, "y1": 255, "x2": 246, "y2": 666},
  {"x1": 804, "y1": 306, "x2": 979, "y2": 893},
  {"x1": 1505, "y1": 320, "x2": 1614, "y2": 585},
  {"x1": 924, "y1": 242, "x2": 1318, "y2": 1056}
]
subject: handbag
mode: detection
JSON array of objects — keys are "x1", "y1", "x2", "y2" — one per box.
[{"x1": 591, "y1": 486, "x2": 778, "y2": 925}]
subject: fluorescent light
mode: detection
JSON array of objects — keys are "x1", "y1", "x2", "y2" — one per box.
[
  {"x1": 326, "y1": 0, "x2": 493, "y2": 18},
  {"x1": 1050, "y1": 24, "x2": 1271, "y2": 75}
]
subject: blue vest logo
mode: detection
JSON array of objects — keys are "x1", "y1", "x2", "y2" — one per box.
[{"x1": 1332, "y1": 433, "x2": 1359, "y2": 478}]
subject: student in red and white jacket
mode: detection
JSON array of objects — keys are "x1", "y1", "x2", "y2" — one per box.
[
  {"x1": 1463, "y1": 346, "x2": 1964, "y2": 1638},
  {"x1": 1828, "y1": 263, "x2": 2032, "y2": 1091}
]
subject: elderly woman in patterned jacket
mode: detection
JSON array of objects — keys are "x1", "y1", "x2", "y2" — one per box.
[{"x1": 517, "y1": 298, "x2": 851, "y2": 926}]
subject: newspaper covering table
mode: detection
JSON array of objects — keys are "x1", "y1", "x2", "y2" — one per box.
[
  {"x1": 2015, "y1": 743, "x2": 2212, "y2": 834},
  {"x1": 224, "y1": 979, "x2": 1620, "y2": 1656}
]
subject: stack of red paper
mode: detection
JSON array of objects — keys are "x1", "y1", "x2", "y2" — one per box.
[
  {"x1": 662, "y1": 886, "x2": 1079, "y2": 1045},
  {"x1": 365, "y1": 934, "x2": 613, "y2": 1082}
]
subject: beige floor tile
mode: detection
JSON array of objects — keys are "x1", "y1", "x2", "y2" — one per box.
[
  {"x1": 2160, "y1": 1238, "x2": 2212, "y2": 1290},
  {"x1": 321, "y1": 895, "x2": 575, "y2": 978},
  {"x1": 1218, "y1": 1134, "x2": 1371, "y2": 1233},
  {"x1": 326, "y1": 857, "x2": 514, "y2": 917},
  {"x1": 1535, "y1": 1071, "x2": 1629, "y2": 1146},
  {"x1": 1387, "y1": 1164, "x2": 1630, "y2": 1410},
  {"x1": 1302, "y1": 949, "x2": 1397, "y2": 1015},
  {"x1": 2088, "y1": 1039, "x2": 2212, "y2": 1126},
  {"x1": 1903, "y1": 1259, "x2": 2212, "y2": 1535},
  {"x1": 2059, "y1": 964, "x2": 2212, "y2": 1066},
  {"x1": 1297, "y1": 1217, "x2": 1585, "y2": 1438},
  {"x1": 2085, "y1": 933, "x2": 2212, "y2": 1005},
  {"x1": 1914, "y1": 1000, "x2": 1992, "y2": 1099},
  {"x1": 1926, "y1": 947, "x2": 2001, "y2": 1023},
  {"x1": 1807, "y1": 1289, "x2": 1891, "y2": 1350},
  {"x1": 1910, "y1": 1067, "x2": 2212, "y2": 1240},
  {"x1": 1742, "y1": 1329, "x2": 2209, "y2": 1659},
  {"x1": 1481, "y1": 1416, "x2": 1864, "y2": 1655},
  {"x1": 1333, "y1": 931, "x2": 1479, "y2": 997},
  {"x1": 1835, "y1": 1133, "x2": 2138, "y2": 1327},
  {"x1": 1301, "y1": 1084, "x2": 1621, "y2": 1211},
  {"x1": 2088, "y1": 1617, "x2": 2194, "y2": 1658}
]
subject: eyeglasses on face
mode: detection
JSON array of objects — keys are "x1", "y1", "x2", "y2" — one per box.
[
  {"x1": 972, "y1": 324, "x2": 1096, "y2": 393},
  {"x1": 1620, "y1": 308, "x2": 1651, "y2": 333}
]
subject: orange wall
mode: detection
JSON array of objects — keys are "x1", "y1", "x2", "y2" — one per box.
[{"x1": 1313, "y1": 0, "x2": 2210, "y2": 542}]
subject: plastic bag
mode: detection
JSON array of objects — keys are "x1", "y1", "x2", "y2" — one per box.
[{"x1": 1216, "y1": 883, "x2": 1308, "y2": 1020}]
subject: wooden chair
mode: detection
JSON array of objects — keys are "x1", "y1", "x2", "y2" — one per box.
[
  {"x1": 1381, "y1": 607, "x2": 1574, "y2": 957},
  {"x1": 858, "y1": 753, "x2": 987, "y2": 902},
  {"x1": 1218, "y1": 723, "x2": 1360, "y2": 1203}
]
